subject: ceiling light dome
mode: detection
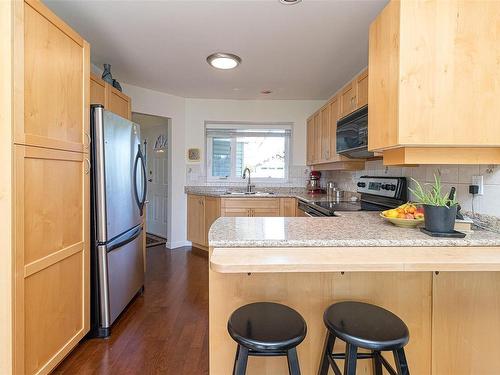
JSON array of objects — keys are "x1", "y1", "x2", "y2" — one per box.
[{"x1": 207, "y1": 53, "x2": 242, "y2": 70}]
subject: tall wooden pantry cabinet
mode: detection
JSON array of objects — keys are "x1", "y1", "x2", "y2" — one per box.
[{"x1": 1, "y1": 0, "x2": 90, "y2": 373}]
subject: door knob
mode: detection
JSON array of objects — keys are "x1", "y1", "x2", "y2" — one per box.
[{"x1": 148, "y1": 178, "x2": 152, "y2": 182}]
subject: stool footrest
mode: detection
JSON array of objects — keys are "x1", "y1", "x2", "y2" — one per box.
[
  {"x1": 328, "y1": 351, "x2": 400, "y2": 375},
  {"x1": 248, "y1": 349, "x2": 288, "y2": 357}
]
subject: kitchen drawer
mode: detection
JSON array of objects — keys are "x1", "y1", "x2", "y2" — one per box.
[{"x1": 221, "y1": 198, "x2": 280, "y2": 209}]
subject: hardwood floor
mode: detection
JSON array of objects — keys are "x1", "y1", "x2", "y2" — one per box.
[{"x1": 54, "y1": 246, "x2": 209, "y2": 375}]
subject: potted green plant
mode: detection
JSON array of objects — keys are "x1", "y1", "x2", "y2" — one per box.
[{"x1": 409, "y1": 174, "x2": 458, "y2": 233}]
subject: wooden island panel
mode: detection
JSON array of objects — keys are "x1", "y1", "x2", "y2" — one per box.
[{"x1": 209, "y1": 258, "x2": 432, "y2": 375}]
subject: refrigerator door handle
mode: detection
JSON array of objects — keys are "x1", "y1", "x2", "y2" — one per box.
[{"x1": 133, "y1": 144, "x2": 147, "y2": 216}]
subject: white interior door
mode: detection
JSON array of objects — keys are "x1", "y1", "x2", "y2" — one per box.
[{"x1": 143, "y1": 126, "x2": 168, "y2": 238}]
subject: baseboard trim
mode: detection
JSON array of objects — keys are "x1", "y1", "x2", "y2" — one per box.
[{"x1": 166, "y1": 240, "x2": 191, "y2": 249}]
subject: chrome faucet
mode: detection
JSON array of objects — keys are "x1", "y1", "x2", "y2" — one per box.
[{"x1": 242, "y1": 167, "x2": 255, "y2": 193}]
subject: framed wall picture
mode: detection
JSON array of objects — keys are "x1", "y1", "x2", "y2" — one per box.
[{"x1": 187, "y1": 148, "x2": 201, "y2": 162}]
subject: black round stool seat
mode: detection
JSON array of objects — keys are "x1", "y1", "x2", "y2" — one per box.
[
  {"x1": 324, "y1": 301, "x2": 409, "y2": 351},
  {"x1": 228, "y1": 302, "x2": 307, "y2": 352}
]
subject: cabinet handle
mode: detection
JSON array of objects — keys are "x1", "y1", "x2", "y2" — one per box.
[
  {"x1": 84, "y1": 158, "x2": 91, "y2": 175},
  {"x1": 84, "y1": 131, "x2": 91, "y2": 148}
]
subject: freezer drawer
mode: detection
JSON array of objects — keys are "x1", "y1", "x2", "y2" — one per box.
[{"x1": 97, "y1": 226, "x2": 144, "y2": 328}]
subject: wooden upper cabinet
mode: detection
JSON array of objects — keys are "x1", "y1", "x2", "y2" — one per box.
[
  {"x1": 306, "y1": 117, "x2": 314, "y2": 165},
  {"x1": 320, "y1": 104, "x2": 331, "y2": 162},
  {"x1": 21, "y1": 1, "x2": 89, "y2": 153},
  {"x1": 107, "y1": 85, "x2": 131, "y2": 120},
  {"x1": 339, "y1": 82, "x2": 355, "y2": 119},
  {"x1": 313, "y1": 112, "x2": 321, "y2": 163},
  {"x1": 90, "y1": 73, "x2": 105, "y2": 105},
  {"x1": 369, "y1": 0, "x2": 500, "y2": 165},
  {"x1": 356, "y1": 69, "x2": 368, "y2": 108},
  {"x1": 89, "y1": 72, "x2": 131, "y2": 120}
]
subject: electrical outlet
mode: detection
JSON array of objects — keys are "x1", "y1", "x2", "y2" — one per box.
[{"x1": 471, "y1": 175, "x2": 484, "y2": 195}]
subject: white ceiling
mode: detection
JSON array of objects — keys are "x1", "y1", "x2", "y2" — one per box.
[{"x1": 44, "y1": 0, "x2": 388, "y2": 100}]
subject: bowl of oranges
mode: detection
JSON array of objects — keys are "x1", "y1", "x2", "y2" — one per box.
[{"x1": 380, "y1": 203, "x2": 425, "y2": 228}]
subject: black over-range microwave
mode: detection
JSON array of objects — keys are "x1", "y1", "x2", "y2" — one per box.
[{"x1": 336, "y1": 105, "x2": 373, "y2": 159}]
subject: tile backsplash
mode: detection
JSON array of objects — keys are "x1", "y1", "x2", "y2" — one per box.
[
  {"x1": 323, "y1": 160, "x2": 500, "y2": 218},
  {"x1": 185, "y1": 164, "x2": 311, "y2": 188}
]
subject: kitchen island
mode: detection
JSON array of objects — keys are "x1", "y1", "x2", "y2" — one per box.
[{"x1": 208, "y1": 213, "x2": 500, "y2": 374}]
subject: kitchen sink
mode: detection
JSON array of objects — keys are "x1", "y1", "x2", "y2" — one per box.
[{"x1": 223, "y1": 191, "x2": 275, "y2": 196}]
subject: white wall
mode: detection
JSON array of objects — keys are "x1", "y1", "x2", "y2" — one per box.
[
  {"x1": 121, "y1": 89, "x2": 323, "y2": 246},
  {"x1": 184, "y1": 98, "x2": 323, "y2": 186},
  {"x1": 122, "y1": 83, "x2": 188, "y2": 249},
  {"x1": 185, "y1": 98, "x2": 323, "y2": 166}
]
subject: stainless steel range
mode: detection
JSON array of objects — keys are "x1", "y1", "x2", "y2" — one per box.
[{"x1": 298, "y1": 176, "x2": 407, "y2": 217}]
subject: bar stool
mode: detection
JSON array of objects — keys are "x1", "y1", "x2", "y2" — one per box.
[
  {"x1": 228, "y1": 302, "x2": 307, "y2": 375},
  {"x1": 318, "y1": 301, "x2": 410, "y2": 375}
]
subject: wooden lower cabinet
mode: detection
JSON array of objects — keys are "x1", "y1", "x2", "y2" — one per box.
[
  {"x1": 187, "y1": 194, "x2": 206, "y2": 247},
  {"x1": 14, "y1": 145, "x2": 90, "y2": 374},
  {"x1": 210, "y1": 268, "x2": 500, "y2": 374},
  {"x1": 187, "y1": 196, "x2": 298, "y2": 249},
  {"x1": 280, "y1": 198, "x2": 296, "y2": 217},
  {"x1": 204, "y1": 197, "x2": 221, "y2": 245},
  {"x1": 432, "y1": 272, "x2": 500, "y2": 373}
]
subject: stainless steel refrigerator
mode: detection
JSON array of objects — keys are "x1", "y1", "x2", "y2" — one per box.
[{"x1": 90, "y1": 105, "x2": 146, "y2": 337}]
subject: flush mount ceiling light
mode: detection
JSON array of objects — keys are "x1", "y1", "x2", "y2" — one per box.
[
  {"x1": 279, "y1": 0, "x2": 301, "y2": 5},
  {"x1": 206, "y1": 53, "x2": 242, "y2": 70}
]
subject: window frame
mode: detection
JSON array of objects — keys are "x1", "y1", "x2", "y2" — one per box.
[{"x1": 205, "y1": 122, "x2": 292, "y2": 183}]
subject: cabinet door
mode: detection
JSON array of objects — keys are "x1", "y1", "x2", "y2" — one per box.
[
  {"x1": 279, "y1": 198, "x2": 296, "y2": 217},
  {"x1": 90, "y1": 73, "x2": 106, "y2": 106},
  {"x1": 306, "y1": 117, "x2": 314, "y2": 165},
  {"x1": 320, "y1": 105, "x2": 331, "y2": 162},
  {"x1": 221, "y1": 208, "x2": 251, "y2": 217},
  {"x1": 22, "y1": 1, "x2": 87, "y2": 153},
  {"x1": 432, "y1": 272, "x2": 500, "y2": 374},
  {"x1": 15, "y1": 145, "x2": 89, "y2": 375},
  {"x1": 313, "y1": 112, "x2": 321, "y2": 163},
  {"x1": 328, "y1": 97, "x2": 342, "y2": 162},
  {"x1": 107, "y1": 85, "x2": 131, "y2": 120},
  {"x1": 340, "y1": 81, "x2": 356, "y2": 118},
  {"x1": 204, "y1": 197, "x2": 220, "y2": 246},
  {"x1": 356, "y1": 69, "x2": 368, "y2": 109},
  {"x1": 252, "y1": 208, "x2": 280, "y2": 217},
  {"x1": 187, "y1": 195, "x2": 205, "y2": 245}
]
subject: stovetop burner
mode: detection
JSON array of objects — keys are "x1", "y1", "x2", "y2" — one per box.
[{"x1": 313, "y1": 201, "x2": 362, "y2": 212}]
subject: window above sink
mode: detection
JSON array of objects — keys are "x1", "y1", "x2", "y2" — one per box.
[{"x1": 205, "y1": 122, "x2": 292, "y2": 183}]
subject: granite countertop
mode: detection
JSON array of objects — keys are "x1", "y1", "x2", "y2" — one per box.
[
  {"x1": 209, "y1": 212, "x2": 500, "y2": 248},
  {"x1": 185, "y1": 186, "x2": 357, "y2": 203}
]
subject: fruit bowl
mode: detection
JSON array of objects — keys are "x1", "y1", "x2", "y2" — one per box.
[
  {"x1": 380, "y1": 213, "x2": 424, "y2": 228},
  {"x1": 381, "y1": 203, "x2": 425, "y2": 228}
]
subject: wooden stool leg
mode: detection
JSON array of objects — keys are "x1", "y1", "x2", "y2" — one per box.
[
  {"x1": 344, "y1": 343, "x2": 358, "y2": 375},
  {"x1": 234, "y1": 346, "x2": 249, "y2": 375},
  {"x1": 372, "y1": 351, "x2": 383, "y2": 375},
  {"x1": 232, "y1": 345, "x2": 240, "y2": 375},
  {"x1": 287, "y1": 347, "x2": 301, "y2": 375},
  {"x1": 318, "y1": 332, "x2": 335, "y2": 375},
  {"x1": 393, "y1": 348, "x2": 410, "y2": 375}
]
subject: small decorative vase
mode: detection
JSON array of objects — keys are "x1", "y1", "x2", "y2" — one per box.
[
  {"x1": 423, "y1": 204, "x2": 457, "y2": 233},
  {"x1": 102, "y1": 64, "x2": 113, "y2": 85},
  {"x1": 112, "y1": 79, "x2": 122, "y2": 92}
]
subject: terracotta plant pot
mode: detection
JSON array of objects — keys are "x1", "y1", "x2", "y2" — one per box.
[{"x1": 423, "y1": 204, "x2": 457, "y2": 233}]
